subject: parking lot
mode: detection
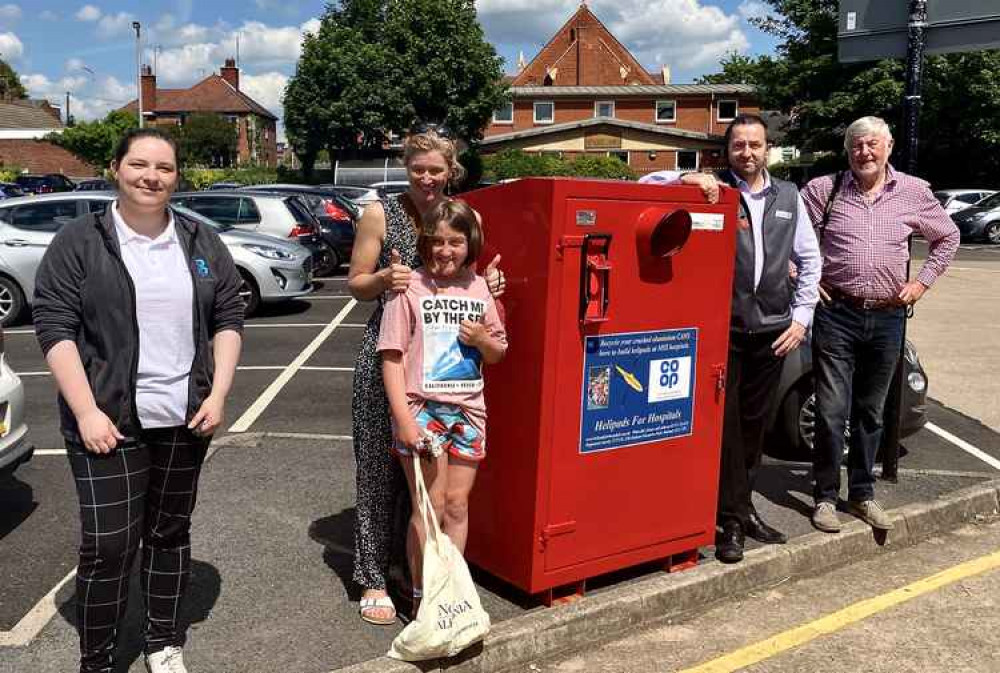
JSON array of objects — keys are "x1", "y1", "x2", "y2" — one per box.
[{"x1": 2, "y1": 240, "x2": 1000, "y2": 673}]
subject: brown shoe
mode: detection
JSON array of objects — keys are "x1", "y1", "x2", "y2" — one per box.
[
  {"x1": 811, "y1": 502, "x2": 842, "y2": 533},
  {"x1": 847, "y1": 499, "x2": 894, "y2": 530}
]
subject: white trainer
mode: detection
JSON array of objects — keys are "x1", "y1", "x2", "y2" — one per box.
[{"x1": 145, "y1": 646, "x2": 188, "y2": 673}]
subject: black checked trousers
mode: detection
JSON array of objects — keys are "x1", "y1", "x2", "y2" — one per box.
[{"x1": 67, "y1": 426, "x2": 209, "y2": 673}]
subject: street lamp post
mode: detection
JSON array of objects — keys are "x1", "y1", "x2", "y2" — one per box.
[{"x1": 132, "y1": 21, "x2": 142, "y2": 128}]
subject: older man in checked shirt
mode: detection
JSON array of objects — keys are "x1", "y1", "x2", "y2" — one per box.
[{"x1": 801, "y1": 116, "x2": 958, "y2": 534}]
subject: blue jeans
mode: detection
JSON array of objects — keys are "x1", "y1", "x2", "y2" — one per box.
[{"x1": 811, "y1": 300, "x2": 904, "y2": 504}]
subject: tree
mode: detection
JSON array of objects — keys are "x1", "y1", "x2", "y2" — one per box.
[
  {"x1": 284, "y1": 0, "x2": 507, "y2": 176},
  {"x1": 697, "y1": 0, "x2": 1000, "y2": 186},
  {"x1": 0, "y1": 59, "x2": 28, "y2": 100},
  {"x1": 170, "y1": 113, "x2": 238, "y2": 167},
  {"x1": 46, "y1": 109, "x2": 138, "y2": 169}
]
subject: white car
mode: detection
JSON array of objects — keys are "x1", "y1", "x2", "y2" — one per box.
[
  {"x1": 0, "y1": 328, "x2": 29, "y2": 477},
  {"x1": 934, "y1": 189, "x2": 997, "y2": 216},
  {"x1": 0, "y1": 193, "x2": 314, "y2": 325}
]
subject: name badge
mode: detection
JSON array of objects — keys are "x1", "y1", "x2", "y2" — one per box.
[{"x1": 775, "y1": 210, "x2": 793, "y2": 220}]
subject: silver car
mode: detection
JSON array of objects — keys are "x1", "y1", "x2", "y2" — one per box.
[
  {"x1": 0, "y1": 327, "x2": 29, "y2": 477},
  {"x1": 934, "y1": 189, "x2": 997, "y2": 216},
  {"x1": 0, "y1": 193, "x2": 314, "y2": 325}
]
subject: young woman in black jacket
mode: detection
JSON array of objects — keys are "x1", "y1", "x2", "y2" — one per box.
[{"x1": 33, "y1": 128, "x2": 243, "y2": 673}]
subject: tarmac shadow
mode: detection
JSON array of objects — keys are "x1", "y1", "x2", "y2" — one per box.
[
  {"x1": 0, "y1": 472, "x2": 37, "y2": 541},
  {"x1": 309, "y1": 508, "x2": 362, "y2": 600},
  {"x1": 57, "y1": 559, "x2": 222, "y2": 673},
  {"x1": 754, "y1": 462, "x2": 816, "y2": 518}
]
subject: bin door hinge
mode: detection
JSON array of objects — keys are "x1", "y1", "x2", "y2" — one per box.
[
  {"x1": 713, "y1": 363, "x2": 726, "y2": 401},
  {"x1": 539, "y1": 521, "x2": 577, "y2": 551}
]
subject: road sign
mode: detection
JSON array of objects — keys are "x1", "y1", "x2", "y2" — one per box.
[{"x1": 839, "y1": 0, "x2": 1000, "y2": 63}]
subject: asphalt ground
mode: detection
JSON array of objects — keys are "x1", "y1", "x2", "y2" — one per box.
[{"x1": 2, "y1": 241, "x2": 999, "y2": 672}]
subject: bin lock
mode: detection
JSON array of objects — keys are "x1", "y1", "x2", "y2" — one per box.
[{"x1": 578, "y1": 233, "x2": 612, "y2": 324}]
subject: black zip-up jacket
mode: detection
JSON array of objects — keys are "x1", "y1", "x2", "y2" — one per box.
[{"x1": 33, "y1": 207, "x2": 245, "y2": 443}]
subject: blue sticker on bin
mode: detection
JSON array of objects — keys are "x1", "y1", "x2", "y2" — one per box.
[{"x1": 580, "y1": 328, "x2": 697, "y2": 453}]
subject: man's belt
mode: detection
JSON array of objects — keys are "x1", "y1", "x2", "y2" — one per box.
[{"x1": 823, "y1": 285, "x2": 900, "y2": 311}]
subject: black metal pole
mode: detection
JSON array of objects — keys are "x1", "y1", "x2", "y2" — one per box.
[{"x1": 882, "y1": 0, "x2": 927, "y2": 483}]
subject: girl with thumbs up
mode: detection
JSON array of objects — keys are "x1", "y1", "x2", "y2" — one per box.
[{"x1": 347, "y1": 128, "x2": 504, "y2": 626}]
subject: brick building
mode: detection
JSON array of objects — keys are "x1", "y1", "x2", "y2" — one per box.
[
  {"x1": 481, "y1": 4, "x2": 758, "y2": 174},
  {"x1": 121, "y1": 60, "x2": 278, "y2": 168},
  {"x1": 0, "y1": 100, "x2": 96, "y2": 177}
]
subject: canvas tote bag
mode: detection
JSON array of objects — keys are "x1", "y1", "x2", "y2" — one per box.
[{"x1": 387, "y1": 454, "x2": 491, "y2": 661}]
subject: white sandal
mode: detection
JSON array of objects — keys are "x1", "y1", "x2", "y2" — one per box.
[{"x1": 359, "y1": 594, "x2": 397, "y2": 626}]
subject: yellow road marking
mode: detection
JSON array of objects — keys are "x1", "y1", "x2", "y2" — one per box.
[{"x1": 678, "y1": 548, "x2": 1000, "y2": 673}]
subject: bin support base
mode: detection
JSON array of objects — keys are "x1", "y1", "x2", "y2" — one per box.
[
  {"x1": 663, "y1": 548, "x2": 699, "y2": 573},
  {"x1": 543, "y1": 580, "x2": 587, "y2": 607}
]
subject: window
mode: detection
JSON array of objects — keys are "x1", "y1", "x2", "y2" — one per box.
[
  {"x1": 607, "y1": 150, "x2": 629, "y2": 164},
  {"x1": 533, "y1": 101, "x2": 554, "y2": 124},
  {"x1": 677, "y1": 150, "x2": 699, "y2": 171},
  {"x1": 8, "y1": 200, "x2": 81, "y2": 232},
  {"x1": 88, "y1": 200, "x2": 110, "y2": 216},
  {"x1": 595, "y1": 100, "x2": 615, "y2": 118},
  {"x1": 183, "y1": 196, "x2": 242, "y2": 225},
  {"x1": 781, "y1": 147, "x2": 796, "y2": 162},
  {"x1": 493, "y1": 101, "x2": 514, "y2": 124},
  {"x1": 655, "y1": 100, "x2": 676, "y2": 123},
  {"x1": 956, "y1": 192, "x2": 984, "y2": 204},
  {"x1": 236, "y1": 198, "x2": 262, "y2": 225},
  {"x1": 718, "y1": 99, "x2": 738, "y2": 121}
]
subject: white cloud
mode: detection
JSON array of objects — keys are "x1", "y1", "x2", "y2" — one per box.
[
  {"x1": 738, "y1": 0, "x2": 771, "y2": 22},
  {"x1": 96, "y1": 11, "x2": 135, "y2": 39},
  {"x1": 0, "y1": 4, "x2": 21, "y2": 23},
  {"x1": 76, "y1": 4, "x2": 101, "y2": 22},
  {"x1": 0, "y1": 31, "x2": 23, "y2": 61},
  {"x1": 240, "y1": 71, "x2": 287, "y2": 117},
  {"x1": 476, "y1": 0, "x2": 750, "y2": 76},
  {"x1": 151, "y1": 43, "x2": 218, "y2": 84},
  {"x1": 66, "y1": 58, "x2": 86, "y2": 72},
  {"x1": 22, "y1": 71, "x2": 136, "y2": 122}
]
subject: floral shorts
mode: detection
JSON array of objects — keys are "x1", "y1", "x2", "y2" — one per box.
[{"x1": 394, "y1": 401, "x2": 486, "y2": 462}]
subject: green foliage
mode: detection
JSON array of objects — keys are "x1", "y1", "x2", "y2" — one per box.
[
  {"x1": 168, "y1": 113, "x2": 238, "y2": 168},
  {"x1": 482, "y1": 150, "x2": 636, "y2": 181},
  {"x1": 182, "y1": 167, "x2": 281, "y2": 191},
  {"x1": 284, "y1": 0, "x2": 507, "y2": 175},
  {"x1": 455, "y1": 147, "x2": 483, "y2": 192},
  {"x1": 45, "y1": 110, "x2": 138, "y2": 169},
  {"x1": 0, "y1": 59, "x2": 27, "y2": 100},
  {"x1": 0, "y1": 167, "x2": 21, "y2": 182},
  {"x1": 696, "y1": 0, "x2": 1000, "y2": 185}
]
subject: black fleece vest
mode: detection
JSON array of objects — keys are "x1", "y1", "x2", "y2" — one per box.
[{"x1": 718, "y1": 169, "x2": 800, "y2": 334}]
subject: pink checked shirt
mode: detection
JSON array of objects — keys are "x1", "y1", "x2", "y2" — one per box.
[{"x1": 801, "y1": 166, "x2": 959, "y2": 300}]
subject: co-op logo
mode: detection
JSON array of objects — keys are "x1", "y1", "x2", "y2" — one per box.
[{"x1": 647, "y1": 356, "x2": 692, "y2": 403}]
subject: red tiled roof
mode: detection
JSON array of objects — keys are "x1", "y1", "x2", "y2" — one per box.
[
  {"x1": 0, "y1": 139, "x2": 96, "y2": 177},
  {"x1": 121, "y1": 75, "x2": 277, "y2": 120}
]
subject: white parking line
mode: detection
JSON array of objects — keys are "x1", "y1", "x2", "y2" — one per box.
[
  {"x1": 228, "y1": 299, "x2": 357, "y2": 433},
  {"x1": 17, "y1": 365, "x2": 356, "y2": 378},
  {"x1": 925, "y1": 422, "x2": 1000, "y2": 471},
  {"x1": 0, "y1": 567, "x2": 77, "y2": 646}
]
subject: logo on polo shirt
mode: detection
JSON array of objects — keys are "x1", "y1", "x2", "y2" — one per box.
[{"x1": 193, "y1": 258, "x2": 211, "y2": 278}]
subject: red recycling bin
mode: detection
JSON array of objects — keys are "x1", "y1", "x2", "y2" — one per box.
[{"x1": 461, "y1": 178, "x2": 740, "y2": 603}]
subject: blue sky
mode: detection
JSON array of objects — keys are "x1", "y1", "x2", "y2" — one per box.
[{"x1": 6, "y1": 1, "x2": 779, "y2": 138}]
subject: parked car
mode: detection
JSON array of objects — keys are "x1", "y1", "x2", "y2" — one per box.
[
  {"x1": 239, "y1": 185, "x2": 358, "y2": 274},
  {"x1": 0, "y1": 326, "x2": 29, "y2": 478},
  {"x1": 0, "y1": 183, "x2": 25, "y2": 200},
  {"x1": 951, "y1": 191, "x2": 1000, "y2": 244},
  {"x1": 14, "y1": 173, "x2": 76, "y2": 195},
  {"x1": 170, "y1": 205, "x2": 314, "y2": 315},
  {"x1": 206, "y1": 181, "x2": 243, "y2": 190},
  {"x1": 765, "y1": 337, "x2": 927, "y2": 461},
  {"x1": 75, "y1": 178, "x2": 114, "y2": 192},
  {"x1": 315, "y1": 184, "x2": 375, "y2": 205},
  {"x1": 370, "y1": 180, "x2": 410, "y2": 198},
  {"x1": 170, "y1": 191, "x2": 333, "y2": 273},
  {"x1": 934, "y1": 189, "x2": 996, "y2": 216},
  {"x1": 0, "y1": 192, "x2": 315, "y2": 325}
]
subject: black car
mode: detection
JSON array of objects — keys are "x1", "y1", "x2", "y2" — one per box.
[
  {"x1": 15, "y1": 173, "x2": 76, "y2": 195},
  {"x1": 239, "y1": 185, "x2": 358, "y2": 275},
  {"x1": 951, "y1": 191, "x2": 1000, "y2": 244},
  {"x1": 75, "y1": 178, "x2": 114, "y2": 191},
  {"x1": 0, "y1": 182, "x2": 25, "y2": 199},
  {"x1": 765, "y1": 338, "x2": 927, "y2": 461}
]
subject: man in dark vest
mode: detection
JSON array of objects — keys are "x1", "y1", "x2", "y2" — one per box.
[{"x1": 645, "y1": 113, "x2": 821, "y2": 563}]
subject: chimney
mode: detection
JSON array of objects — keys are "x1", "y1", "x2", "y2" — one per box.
[
  {"x1": 141, "y1": 64, "x2": 157, "y2": 113},
  {"x1": 221, "y1": 58, "x2": 239, "y2": 90},
  {"x1": 661, "y1": 64, "x2": 671, "y2": 85}
]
